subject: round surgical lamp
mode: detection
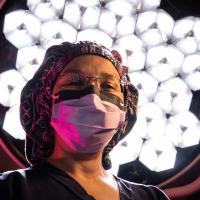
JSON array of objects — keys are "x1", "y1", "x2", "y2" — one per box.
[{"x1": 0, "y1": 1, "x2": 200, "y2": 196}]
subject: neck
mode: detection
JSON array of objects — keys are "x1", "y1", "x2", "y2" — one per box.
[{"x1": 47, "y1": 145, "x2": 107, "y2": 180}]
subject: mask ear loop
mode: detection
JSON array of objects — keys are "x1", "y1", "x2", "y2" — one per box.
[{"x1": 51, "y1": 94, "x2": 59, "y2": 103}]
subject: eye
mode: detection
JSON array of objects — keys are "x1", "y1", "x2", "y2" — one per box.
[
  {"x1": 101, "y1": 82, "x2": 116, "y2": 91},
  {"x1": 60, "y1": 73, "x2": 85, "y2": 86},
  {"x1": 106, "y1": 83, "x2": 115, "y2": 88},
  {"x1": 66, "y1": 81, "x2": 83, "y2": 86}
]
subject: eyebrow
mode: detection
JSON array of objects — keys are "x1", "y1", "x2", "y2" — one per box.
[{"x1": 60, "y1": 69, "x2": 121, "y2": 81}]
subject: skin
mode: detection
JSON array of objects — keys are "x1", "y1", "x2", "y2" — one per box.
[{"x1": 48, "y1": 55, "x2": 124, "y2": 200}]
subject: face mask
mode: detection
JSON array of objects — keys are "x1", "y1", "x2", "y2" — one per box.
[{"x1": 51, "y1": 93, "x2": 125, "y2": 153}]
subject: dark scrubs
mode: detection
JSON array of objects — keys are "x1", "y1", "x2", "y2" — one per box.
[{"x1": 0, "y1": 162, "x2": 169, "y2": 200}]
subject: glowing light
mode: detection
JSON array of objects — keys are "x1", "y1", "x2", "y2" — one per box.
[
  {"x1": 27, "y1": 0, "x2": 40, "y2": 9},
  {"x1": 182, "y1": 54, "x2": 200, "y2": 73},
  {"x1": 16, "y1": 46, "x2": 45, "y2": 80},
  {"x1": 27, "y1": 0, "x2": 66, "y2": 18},
  {"x1": 0, "y1": 81, "x2": 10, "y2": 107},
  {"x1": 113, "y1": 33, "x2": 145, "y2": 71},
  {"x1": 141, "y1": 29, "x2": 164, "y2": 48},
  {"x1": 3, "y1": 10, "x2": 41, "y2": 48},
  {"x1": 4, "y1": 10, "x2": 41, "y2": 38},
  {"x1": 136, "y1": 10, "x2": 157, "y2": 35},
  {"x1": 181, "y1": 54, "x2": 200, "y2": 91},
  {"x1": 0, "y1": 70, "x2": 25, "y2": 107},
  {"x1": 63, "y1": 2, "x2": 81, "y2": 28},
  {"x1": 110, "y1": 131, "x2": 143, "y2": 174},
  {"x1": 135, "y1": 89, "x2": 149, "y2": 107},
  {"x1": 50, "y1": 0, "x2": 66, "y2": 15},
  {"x1": 2, "y1": 0, "x2": 200, "y2": 173},
  {"x1": 116, "y1": 15, "x2": 136, "y2": 37},
  {"x1": 40, "y1": 20, "x2": 77, "y2": 49},
  {"x1": 5, "y1": 31, "x2": 35, "y2": 49},
  {"x1": 105, "y1": 0, "x2": 136, "y2": 16},
  {"x1": 184, "y1": 72, "x2": 200, "y2": 91},
  {"x1": 31, "y1": 2, "x2": 58, "y2": 22},
  {"x1": 139, "y1": 136, "x2": 177, "y2": 172},
  {"x1": 172, "y1": 17, "x2": 200, "y2": 54},
  {"x1": 140, "y1": 0, "x2": 161, "y2": 11},
  {"x1": 75, "y1": 0, "x2": 99, "y2": 7},
  {"x1": 80, "y1": 6, "x2": 100, "y2": 29},
  {"x1": 129, "y1": 71, "x2": 158, "y2": 101},
  {"x1": 135, "y1": 9, "x2": 174, "y2": 43},
  {"x1": 166, "y1": 111, "x2": 200, "y2": 148},
  {"x1": 77, "y1": 29, "x2": 113, "y2": 48},
  {"x1": 175, "y1": 37, "x2": 198, "y2": 54},
  {"x1": 115, "y1": 34, "x2": 144, "y2": 52},
  {"x1": 134, "y1": 103, "x2": 166, "y2": 139},
  {"x1": 154, "y1": 78, "x2": 192, "y2": 114},
  {"x1": 3, "y1": 105, "x2": 26, "y2": 140},
  {"x1": 172, "y1": 17, "x2": 194, "y2": 39},
  {"x1": 127, "y1": 49, "x2": 146, "y2": 72},
  {"x1": 99, "y1": 9, "x2": 117, "y2": 36},
  {"x1": 146, "y1": 45, "x2": 184, "y2": 82}
]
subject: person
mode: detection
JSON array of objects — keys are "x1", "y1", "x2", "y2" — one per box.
[{"x1": 0, "y1": 41, "x2": 170, "y2": 200}]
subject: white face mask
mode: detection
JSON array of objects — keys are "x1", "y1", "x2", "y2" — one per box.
[{"x1": 51, "y1": 94, "x2": 125, "y2": 153}]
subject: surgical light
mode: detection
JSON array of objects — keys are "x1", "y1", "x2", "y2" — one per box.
[
  {"x1": 135, "y1": 9, "x2": 174, "y2": 43},
  {"x1": 63, "y1": 2, "x2": 81, "y2": 28},
  {"x1": 0, "y1": 70, "x2": 26, "y2": 107},
  {"x1": 80, "y1": 6, "x2": 100, "y2": 29},
  {"x1": 3, "y1": 105, "x2": 26, "y2": 140},
  {"x1": 116, "y1": 15, "x2": 136, "y2": 37},
  {"x1": 105, "y1": 0, "x2": 136, "y2": 16},
  {"x1": 154, "y1": 78, "x2": 193, "y2": 114},
  {"x1": 115, "y1": 34, "x2": 144, "y2": 52},
  {"x1": 139, "y1": 136, "x2": 177, "y2": 172},
  {"x1": 165, "y1": 111, "x2": 200, "y2": 148},
  {"x1": 129, "y1": 71, "x2": 158, "y2": 101},
  {"x1": 27, "y1": 0, "x2": 66, "y2": 21},
  {"x1": 172, "y1": 17, "x2": 200, "y2": 54},
  {"x1": 126, "y1": 49, "x2": 146, "y2": 72},
  {"x1": 32, "y1": 2, "x2": 58, "y2": 22},
  {"x1": 110, "y1": 131, "x2": 143, "y2": 174},
  {"x1": 3, "y1": 10, "x2": 41, "y2": 49},
  {"x1": 75, "y1": 0, "x2": 99, "y2": 7},
  {"x1": 40, "y1": 20, "x2": 77, "y2": 49},
  {"x1": 2, "y1": 0, "x2": 200, "y2": 174},
  {"x1": 16, "y1": 46, "x2": 45, "y2": 81},
  {"x1": 134, "y1": 102, "x2": 166, "y2": 139},
  {"x1": 181, "y1": 54, "x2": 200, "y2": 91},
  {"x1": 140, "y1": 0, "x2": 161, "y2": 11},
  {"x1": 98, "y1": 9, "x2": 117, "y2": 36},
  {"x1": 146, "y1": 45, "x2": 184, "y2": 82},
  {"x1": 77, "y1": 29, "x2": 113, "y2": 48}
]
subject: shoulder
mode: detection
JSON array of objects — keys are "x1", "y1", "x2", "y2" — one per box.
[
  {"x1": 0, "y1": 165, "x2": 50, "y2": 186},
  {"x1": 0, "y1": 168, "x2": 27, "y2": 183},
  {"x1": 115, "y1": 176, "x2": 170, "y2": 200},
  {"x1": 0, "y1": 168, "x2": 33, "y2": 189},
  {"x1": 0, "y1": 167, "x2": 48, "y2": 200},
  {"x1": 0, "y1": 169, "x2": 29, "y2": 200}
]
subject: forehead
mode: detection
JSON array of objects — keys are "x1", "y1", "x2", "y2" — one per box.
[{"x1": 60, "y1": 55, "x2": 120, "y2": 79}]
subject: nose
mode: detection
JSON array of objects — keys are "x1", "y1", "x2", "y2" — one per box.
[{"x1": 86, "y1": 76, "x2": 101, "y2": 90}]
